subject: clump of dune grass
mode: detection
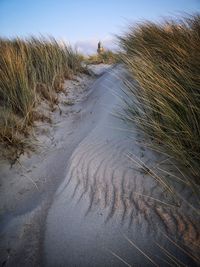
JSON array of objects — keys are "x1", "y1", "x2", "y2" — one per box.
[
  {"x1": 0, "y1": 36, "x2": 83, "y2": 158},
  {"x1": 119, "y1": 14, "x2": 200, "y2": 185},
  {"x1": 86, "y1": 50, "x2": 119, "y2": 64}
]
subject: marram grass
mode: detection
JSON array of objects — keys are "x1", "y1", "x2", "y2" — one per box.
[
  {"x1": 119, "y1": 14, "x2": 200, "y2": 184},
  {"x1": 86, "y1": 50, "x2": 119, "y2": 64},
  {"x1": 0, "y1": 36, "x2": 83, "y2": 157}
]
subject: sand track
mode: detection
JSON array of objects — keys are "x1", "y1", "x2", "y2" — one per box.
[
  {"x1": 0, "y1": 65, "x2": 199, "y2": 267},
  {"x1": 44, "y1": 66, "x2": 200, "y2": 267}
]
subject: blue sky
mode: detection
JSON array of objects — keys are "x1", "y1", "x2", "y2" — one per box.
[{"x1": 0, "y1": 0, "x2": 199, "y2": 54}]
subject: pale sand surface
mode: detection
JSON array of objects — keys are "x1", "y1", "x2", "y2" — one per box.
[
  {"x1": 0, "y1": 65, "x2": 199, "y2": 266},
  {"x1": 87, "y1": 63, "x2": 113, "y2": 76},
  {"x1": 0, "y1": 66, "x2": 98, "y2": 266}
]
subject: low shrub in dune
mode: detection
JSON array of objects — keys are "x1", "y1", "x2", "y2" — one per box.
[
  {"x1": 119, "y1": 14, "x2": 200, "y2": 184},
  {"x1": 87, "y1": 50, "x2": 119, "y2": 64},
  {"x1": 0, "y1": 36, "x2": 83, "y2": 157}
]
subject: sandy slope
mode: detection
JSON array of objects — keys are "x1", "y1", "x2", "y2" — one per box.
[
  {"x1": 44, "y1": 66, "x2": 199, "y2": 266},
  {"x1": 0, "y1": 65, "x2": 199, "y2": 267},
  {"x1": 0, "y1": 65, "x2": 107, "y2": 266}
]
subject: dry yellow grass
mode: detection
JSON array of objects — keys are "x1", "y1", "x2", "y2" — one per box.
[
  {"x1": 119, "y1": 14, "x2": 200, "y2": 185},
  {"x1": 0, "y1": 36, "x2": 83, "y2": 157}
]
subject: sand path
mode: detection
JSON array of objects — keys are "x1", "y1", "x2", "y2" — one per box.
[
  {"x1": 44, "y1": 66, "x2": 199, "y2": 266},
  {"x1": 0, "y1": 65, "x2": 199, "y2": 267}
]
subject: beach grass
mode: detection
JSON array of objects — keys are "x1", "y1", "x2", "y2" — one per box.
[
  {"x1": 119, "y1": 14, "x2": 200, "y2": 185},
  {"x1": 0, "y1": 36, "x2": 83, "y2": 156},
  {"x1": 86, "y1": 50, "x2": 119, "y2": 64}
]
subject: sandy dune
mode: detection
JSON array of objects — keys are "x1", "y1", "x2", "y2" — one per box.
[
  {"x1": 0, "y1": 65, "x2": 199, "y2": 266},
  {"x1": 44, "y1": 66, "x2": 199, "y2": 266}
]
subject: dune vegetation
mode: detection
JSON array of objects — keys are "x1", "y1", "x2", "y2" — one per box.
[
  {"x1": 86, "y1": 50, "x2": 119, "y2": 64},
  {"x1": 0, "y1": 37, "x2": 83, "y2": 157},
  {"x1": 119, "y1": 14, "x2": 200, "y2": 186}
]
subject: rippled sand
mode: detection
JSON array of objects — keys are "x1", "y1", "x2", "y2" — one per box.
[
  {"x1": 44, "y1": 66, "x2": 200, "y2": 267},
  {"x1": 0, "y1": 65, "x2": 199, "y2": 267}
]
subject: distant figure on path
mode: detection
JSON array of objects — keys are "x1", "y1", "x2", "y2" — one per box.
[{"x1": 97, "y1": 41, "x2": 104, "y2": 54}]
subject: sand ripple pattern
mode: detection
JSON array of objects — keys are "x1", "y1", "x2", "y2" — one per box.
[
  {"x1": 58, "y1": 130, "x2": 199, "y2": 251},
  {"x1": 45, "y1": 67, "x2": 200, "y2": 266}
]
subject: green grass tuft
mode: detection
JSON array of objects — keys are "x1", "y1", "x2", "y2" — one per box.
[
  {"x1": 119, "y1": 14, "x2": 200, "y2": 183},
  {"x1": 86, "y1": 50, "x2": 119, "y2": 64},
  {"x1": 0, "y1": 36, "x2": 83, "y2": 156}
]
